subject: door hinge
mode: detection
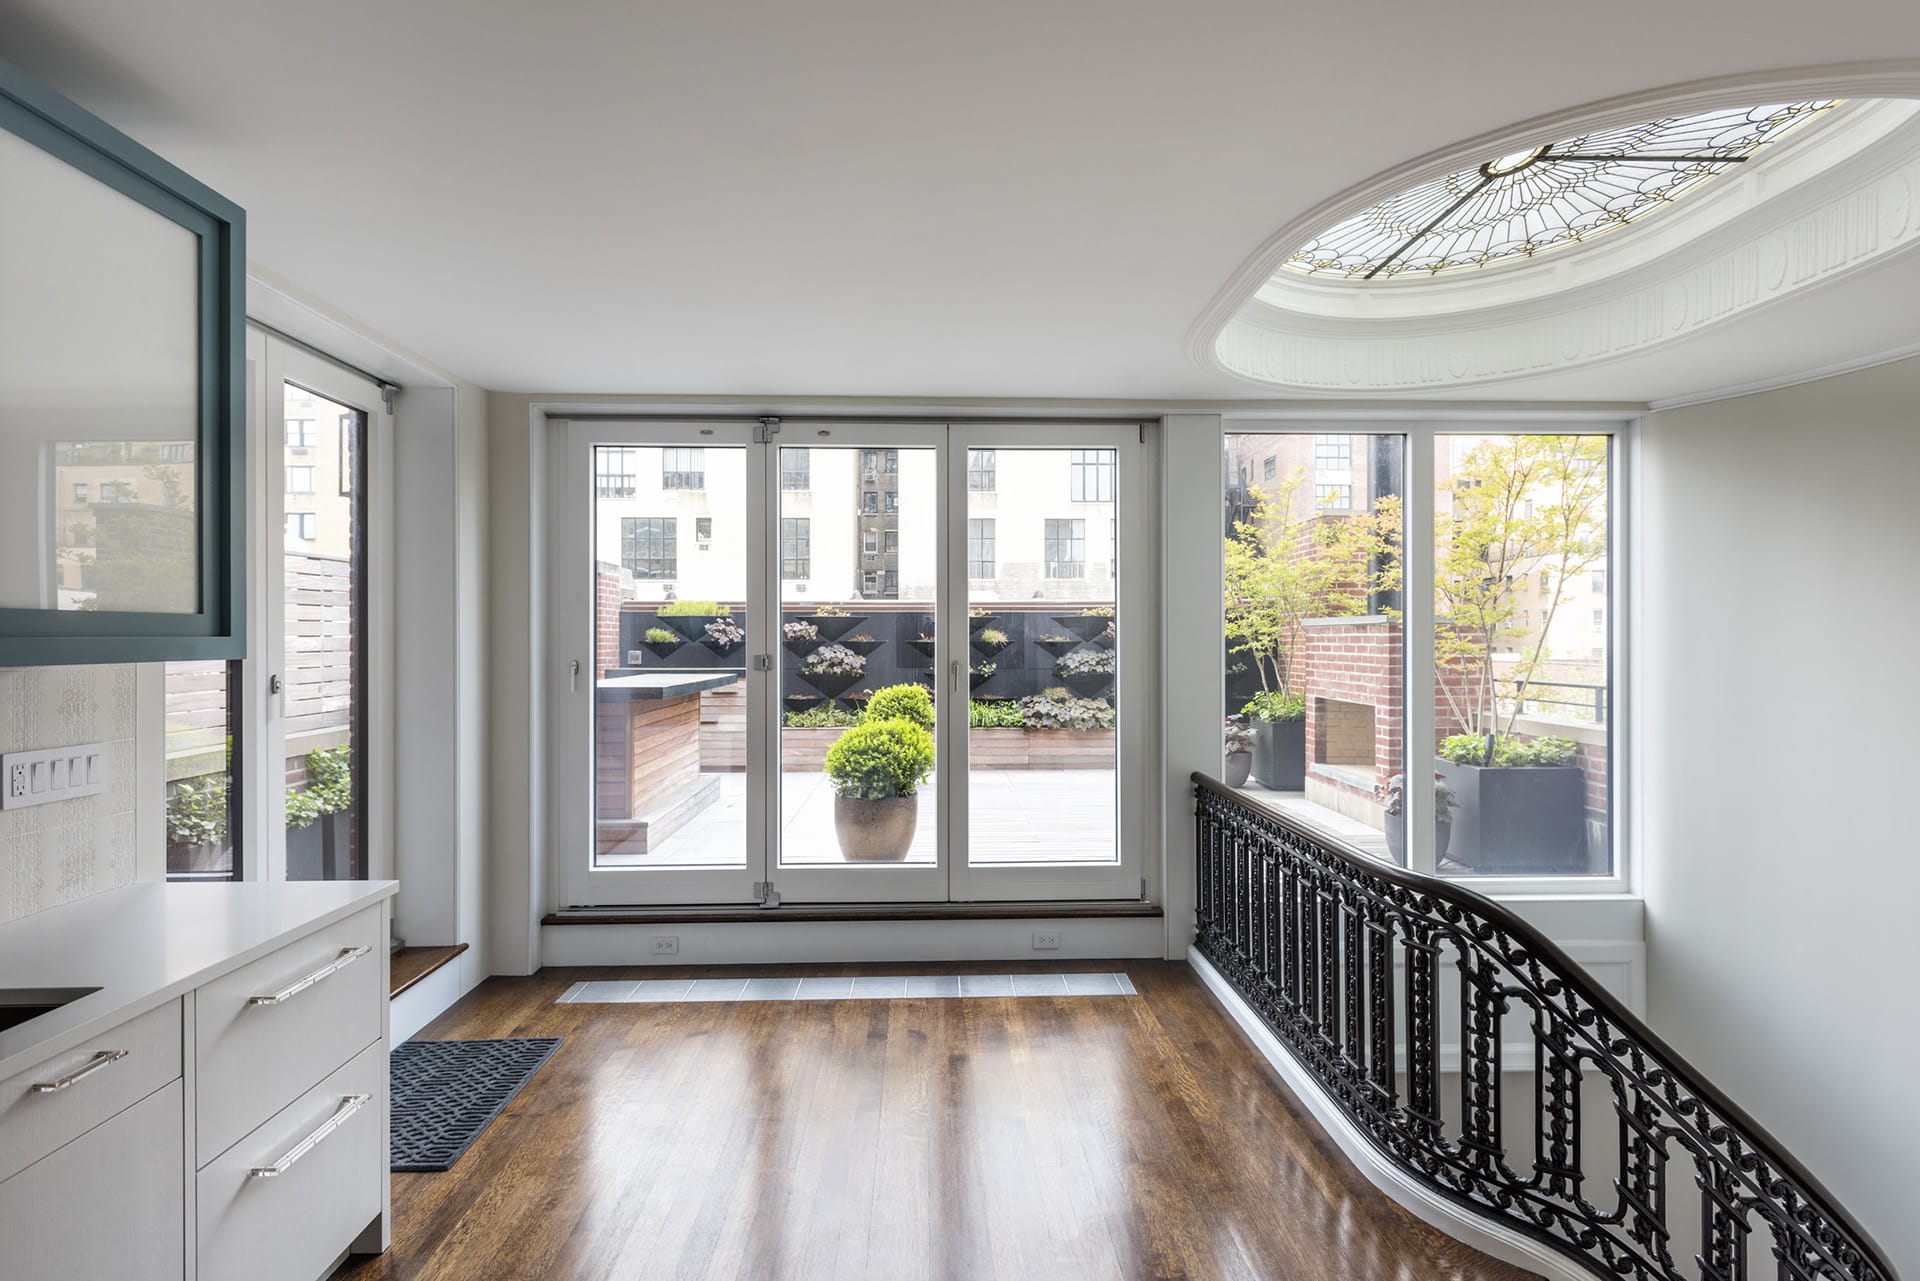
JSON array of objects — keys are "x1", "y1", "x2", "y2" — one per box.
[
  {"x1": 753, "y1": 880, "x2": 781, "y2": 909},
  {"x1": 379, "y1": 383, "x2": 399, "y2": 415},
  {"x1": 755, "y1": 416, "x2": 781, "y2": 444}
]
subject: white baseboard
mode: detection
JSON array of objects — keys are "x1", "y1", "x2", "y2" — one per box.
[
  {"x1": 390, "y1": 961, "x2": 463, "y2": 1044},
  {"x1": 542, "y1": 916, "x2": 1166, "y2": 967},
  {"x1": 1186, "y1": 949, "x2": 1592, "y2": 1281}
]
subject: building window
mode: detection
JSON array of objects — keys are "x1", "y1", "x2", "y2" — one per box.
[
  {"x1": 285, "y1": 512, "x2": 316, "y2": 541},
  {"x1": 883, "y1": 491, "x2": 898, "y2": 513},
  {"x1": 862, "y1": 571, "x2": 879, "y2": 595},
  {"x1": 1045, "y1": 518, "x2": 1085, "y2": 578},
  {"x1": 968, "y1": 518, "x2": 995, "y2": 577},
  {"x1": 160, "y1": 443, "x2": 192, "y2": 463},
  {"x1": 285, "y1": 465, "x2": 315, "y2": 494},
  {"x1": 1539, "y1": 570, "x2": 1551, "y2": 593},
  {"x1": 100, "y1": 481, "x2": 135, "y2": 504},
  {"x1": 1593, "y1": 608, "x2": 1605, "y2": 631},
  {"x1": 883, "y1": 529, "x2": 898, "y2": 553},
  {"x1": 1592, "y1": 571, "x2": 1606, "y2": 593},
  {"x1": 780, "y1": 449, "x2": 810, "y2": 491},
  {"x1": 72, "y1": 483, "x2": 88, "y2": 503},
  {"x1": 862, "y1": 450, "x2": 879, "y2": 480},
  {"x1": 1314, "y1": 434, "x2": 1351, "y2": 471},
  {"x1": 1315, "y1": 483, "x2": 1352, "y2": 509},
  {"x1": 883, "y1": 449, "x2": 899, "y2": 475},
  {"x1": 1070, "y1": 449, "x2": 1114, "y2": 503},
  {"x1": 861, "y1": 490, "x2": 879, "y2": 514},
  {"x1": 780, "y1": 517, "x2": 810, "y2": 579},
  {"x1": 621, "y1": 517, "x2": 677, "y2": 579},
  {"x1": 596, "y1": 448, "x2": 637, "y2": 498},
  {"x1": 862, "y1": 530, "x2": 878, "y2": 556},
  {"x1": 1263, "y1": 455, "x2": 1277, "y2": 481},
  {"x1": 968, "y1": 449, "x2": 996, "y2": 492},
  {"x1": 661, "y1": 448, "x2": 704, "y2": 490},
  {"x1": 882, "y1": 569, "x2": 898, "y2": 595},
  {"x1": 286, "y1": 418, "x2": 316, "y2": 448},
  {"x1": 695, "y1": 517, "x2": 712, "y2": 543}
]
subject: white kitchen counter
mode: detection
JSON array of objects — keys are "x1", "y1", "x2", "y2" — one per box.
[{"x1": 0, "y1": 880, "x2": 397, "y2": 1080}]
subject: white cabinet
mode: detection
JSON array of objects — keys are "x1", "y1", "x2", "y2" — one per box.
[{"x1": 0, "y1": 1082, "x2": 186, "y2": 1281}]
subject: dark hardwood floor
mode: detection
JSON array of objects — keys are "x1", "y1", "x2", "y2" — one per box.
[{"x1": 337, "y1": 960, "x2": 1536, "y2": 1281}]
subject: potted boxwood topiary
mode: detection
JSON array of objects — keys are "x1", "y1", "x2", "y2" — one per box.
[
  {"x1": 824, "y1": 708, "x2": 936, "y2": 861},
  {"x1": 1381, "y1": 771, "x2": 1456, "y2": 868},
  {"x1": 1224, "y1": 717, "x2": 1254, "y2": 788},
  {"x1": 863, "y1": 683, "x2": 934, "y2": 728},
  {"x1": 1434, "y1": 733, "x2": 1585, "y2": 873},
  {"x1": 1243, "y1": 690, "x2": 1306, "y2": 791}
]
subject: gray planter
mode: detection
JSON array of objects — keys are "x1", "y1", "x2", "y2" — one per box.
[
  {"x1": 834, "y1": 794, "x2": 918, "y2": 861},
  {"x1": 1436, "y1": 758, "x2": 1586, "y2": 873},
  {"x1": 1224, "y1": 751, "x2": 1252, "y2": 788},
  {"x1": 1383, "y1": 815, "x2": 1451, "y2": 868},
  {"x1": 1251, "y1": 718, "x2": 1306, "y2": 791}
]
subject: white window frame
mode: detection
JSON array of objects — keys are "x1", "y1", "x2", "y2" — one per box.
[{"x1": 1224, "y1": 414, "x2": 1631, "y2": 899}]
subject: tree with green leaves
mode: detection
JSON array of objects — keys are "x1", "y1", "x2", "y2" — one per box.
[
  {"x1": 1435, "y1": 435, "x2": 1607, "y2": 738},
  {"x1": 1224, "y1": 469, "x2": 1401, "y2": 695}
]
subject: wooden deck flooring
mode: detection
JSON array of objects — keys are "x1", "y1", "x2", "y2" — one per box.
[{"x1": 335, "y1": 960, "x2": 1534, "y2": 1281}]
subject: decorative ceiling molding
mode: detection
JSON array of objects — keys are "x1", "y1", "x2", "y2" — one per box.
[{"x1": 1189, "y1": 62, "x2": 1920, "y2": 394}]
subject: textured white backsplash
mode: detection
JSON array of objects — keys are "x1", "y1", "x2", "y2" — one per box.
[{"x1": 0, "y1": 665, "x2": 141, "y2": 921}]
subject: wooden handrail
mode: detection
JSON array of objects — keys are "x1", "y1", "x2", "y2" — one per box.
[{"x1": 1192, "y1": 772, "x2": 1898, "y2": 1281}]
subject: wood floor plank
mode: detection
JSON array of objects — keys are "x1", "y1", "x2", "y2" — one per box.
[{"x1": 336, "y1": 961, "x2": 1537, "y2": 1281}]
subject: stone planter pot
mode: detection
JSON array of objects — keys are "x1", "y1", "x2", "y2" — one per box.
[
  {"x1": 1435, "y1": 758, "x2": 1586, "y2": 873},
  {"x1": 1224, "y1": 751, "x2": 1252, "y2": 788},
  {"x1": 833, "y1": 793, "x2": 918, "y2": 861},
  {"x1": 1384, "y1": 814, "x2": 1451, "y2": 868},
  {"x1": 1251, "y1": 717, "x2": 1306, "y2": 790}
]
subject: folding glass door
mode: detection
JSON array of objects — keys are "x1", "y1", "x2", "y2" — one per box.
[{"x1": 553, "y1": 420, "x2": 1147, "y2": 907}]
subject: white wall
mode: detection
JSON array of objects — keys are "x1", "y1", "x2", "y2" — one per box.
[{"x1": 1639, "y1": 357, "x2": 1920, "y2": 1275}]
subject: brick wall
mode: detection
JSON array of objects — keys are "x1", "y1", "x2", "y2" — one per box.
[
  {"x1": 1297, "y1": 618, "x2": 1403, "y2": 799},
  {"x1": 595, "y1": 562, "x2": 623, "y2": 679}
]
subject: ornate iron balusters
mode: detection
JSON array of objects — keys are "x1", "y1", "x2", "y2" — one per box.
[{"x1": 1191, "y1": 776, "x2": 1898, "y2": 1281}]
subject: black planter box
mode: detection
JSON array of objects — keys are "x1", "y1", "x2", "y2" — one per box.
[
  {"x1": 1251, "y1": 718, "x2": 1306, "y2": 791},
  {"x1": 1436, "y1": 758, "x2": 1586, "y2": 873}
]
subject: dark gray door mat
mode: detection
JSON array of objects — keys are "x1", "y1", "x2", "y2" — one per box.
[{"x1": 389, "y1": 1037, "x2": 563, "y2": 1171}]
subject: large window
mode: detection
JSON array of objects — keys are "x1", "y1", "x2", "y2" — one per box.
[
  {"x1": 780, "y1": 449, "x2": 810, "y2": 491},
  {"x1": 967, "y1": 517, "x2": 995, "y2": 578},
  {"x1": 1221, "y1": 428, "x2": 1614, "y2": 884},
  {"x1": 622, "y1": 517, "x2": 677, "y2": 579},
  {"x1": 1070, "y1": 449, "x2": 1114, "y2": 502},
  {"x1": 1044, "y1": 518, "x2": 1085, "y2": 578},
  {"x1": 780, "y1": 517, "x2": 810, "y2": 579},
  {"x1": 597, "y1": 447, "x2": 637, "y2": 497},
  {"x1": 968, "y1": 449, "x2": 996, "y2": 492},
  {"x1": 1432, "y1": 433, "x2": 1611, "y2": 878},
  {"x1": 661, "y1": 448, "x2": 704, "y2": 490}
]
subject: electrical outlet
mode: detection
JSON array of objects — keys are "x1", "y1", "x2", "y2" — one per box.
[
  {"x1": 0, "y1": 743, "x2": 107, "y2": 811},
  {"x1": 1032, "y1": 930, "x2": 1061, "y2": 950},
  {"x1": 650, "y1": 935, "x2": 680, "y2": 956}
]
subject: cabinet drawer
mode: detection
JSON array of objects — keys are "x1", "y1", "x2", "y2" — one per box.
[
  {"x1": 0, "y1": 998, "x2": 182, "y2": 1184},
  {"x1": 195, "y1": 905, "x2": 383, "y2": 1162},
  {"x1": 197, "y1": 1040, "x2": 384, "y2": 1281},
  {"x1": 0, "y1": 1080, "x2": 185, "y2": 1281}
]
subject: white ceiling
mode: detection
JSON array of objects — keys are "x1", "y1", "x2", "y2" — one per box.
[{"x1": 6, "y1": 0, "x2": 1920, "y2": 403}]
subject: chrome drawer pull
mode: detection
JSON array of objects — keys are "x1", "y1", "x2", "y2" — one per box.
[
  {"x1": 247, "y1": 945, "x2": 372, "y2": 1006},
  {"x1": 30, "y1": 1048, "x2": 129, "y2": 1094},
  {"x1": 249, "y1": 1093, "x2": 370, "y2": 1179}
]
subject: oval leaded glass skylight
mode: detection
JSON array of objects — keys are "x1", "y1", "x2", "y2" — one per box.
[{"x1": 1285, "y1": 101, "x2": 1838, "y2": 280}]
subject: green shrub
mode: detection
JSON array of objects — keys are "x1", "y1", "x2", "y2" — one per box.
[
  {"x1": 1242, "y1": 690, "x2": 1306, "y2": 722},
  {"x1": 823, "y1": 718, "x2": 936, "y2": 799},
  {"x1": 1056, "y1": 647, "x2": 1116, "y2": 677},
  {"x1": 1437, "y1": 733, "x2": 1582, "y2": 768},
  {"x1": 642, "y1": 626, "x2": 678, "y2": 644},
  {"x1": 784, "y1": 705, "x2": 860, "y2": 728},
  {"x1": 1019, "y1": 688, "x2": 1115, "y2": 731},
  {"x1": 166, "y1": 776, "x2": 228, "y2": 846},
  {"x1": 969, "y1": 699, "x2": 1024, "y2": 728},
  {"x1": 863, "y1": 683, "x2": 934, "y2": 728},
  {"x1": 285, "y1": 745, "x2": 352, "y2": 830},
  {"x1": 977, "y1": 627, "x2": 1009, "y2": 647},
  {"x1": 658, "y1": 600, "x2": 730, "y2": 617}
]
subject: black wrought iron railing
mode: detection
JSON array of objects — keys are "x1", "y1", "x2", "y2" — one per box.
[{"x1": 1192, "y1": 774, "x2": 1897, "y2": 1281}]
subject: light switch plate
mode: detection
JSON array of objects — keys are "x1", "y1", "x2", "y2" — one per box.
[{"x1": 0, "y1": 743, "x2": 108, "y2": 810}]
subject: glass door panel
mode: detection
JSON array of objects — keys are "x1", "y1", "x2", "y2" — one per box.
[
  {"x1": 769, "y1": 431, "x2": 946, "y2": 903},
  {"x1": 592, "y1": 443, "x2": 751, "y2": 871}
]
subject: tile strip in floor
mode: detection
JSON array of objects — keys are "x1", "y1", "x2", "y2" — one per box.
[{"x1": 555, "y1": 972, "x2": 1136, "y2": 1004}]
